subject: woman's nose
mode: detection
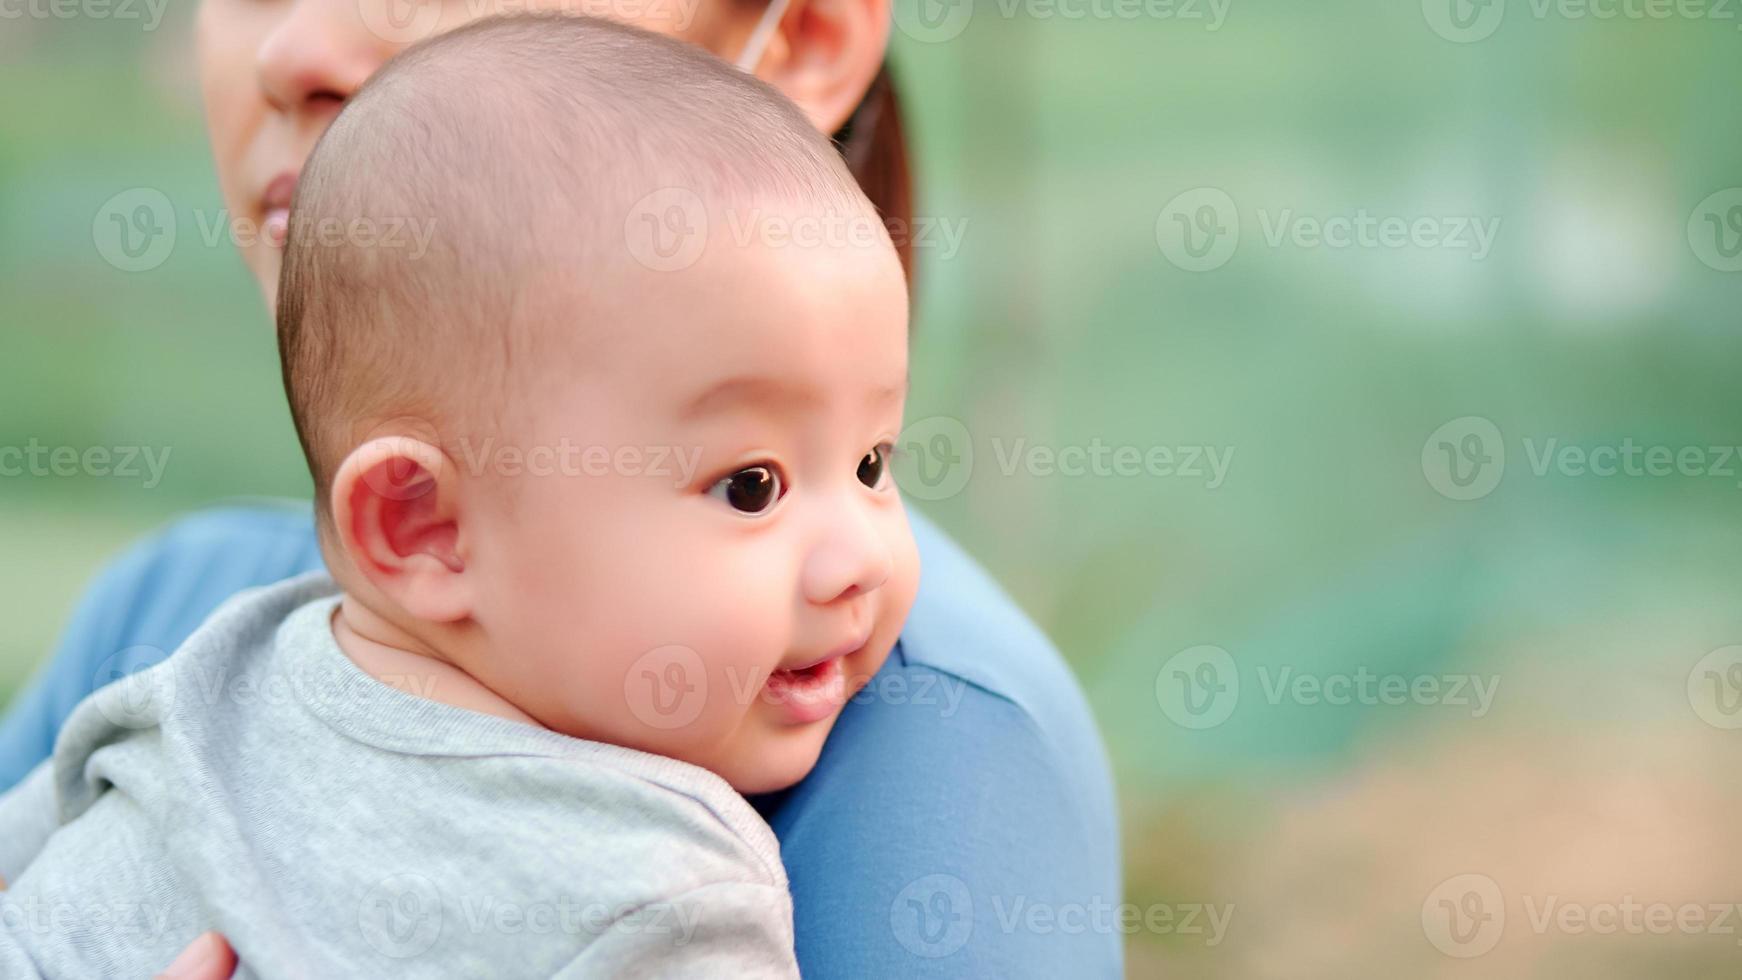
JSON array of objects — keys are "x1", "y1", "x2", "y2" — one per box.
[
  {"x1": 801, "y1": 494, "x2": 895, "y2": 606},
  {"x1": 256, "y1": 0, "x2": 391, "y2": 116}
]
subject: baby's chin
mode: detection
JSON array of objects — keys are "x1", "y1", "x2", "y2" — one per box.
[
  {"x1": 715, "y1": 710, "x2": 842, "y2": 797},
  {"x1": 714, "y1": 648, "x2": 891, "y2": 795}
]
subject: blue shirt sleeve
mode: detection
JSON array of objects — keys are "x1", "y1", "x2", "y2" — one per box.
[
  {"x1": 0, "y1": 503, "x2": 1122, "y2": 977},
  {"x1": 752, "y1": 509, "x2": 1123, "y2": 977},
  {"x1": 0, "y1": 504, "x2": 327, "y2": 790}
]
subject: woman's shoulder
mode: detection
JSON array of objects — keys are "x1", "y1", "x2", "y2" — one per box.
[
  {"x1": 80, "y1": 500, "x2": 326, "y2": 661},
  {"x1": 768, "y1": 508, "x2": 1123, "y2": 976},
  {"x1": 902, "y1": 507, "x2": 1105, "y2": 761}
]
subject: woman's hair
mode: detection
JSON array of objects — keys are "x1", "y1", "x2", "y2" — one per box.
[{"x1": 835, "y1": 65, "x2": 915, "y2": 284}]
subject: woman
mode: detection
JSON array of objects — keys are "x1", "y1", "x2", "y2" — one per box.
[{"x1": 0, "y1": 0, "x2": 1120, "y2": 975}]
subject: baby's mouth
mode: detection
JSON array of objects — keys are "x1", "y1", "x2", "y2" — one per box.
[
  {"x1": 763, "y1": 656, "x2": 850, "y2": 721},
  {"x1": 776, "y1": 657, "x2": 837, "y2": 682}
]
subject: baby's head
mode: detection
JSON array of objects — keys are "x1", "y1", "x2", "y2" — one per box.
[{"x1": 276, "y1": 14, "x2": 918, "y2": 793}]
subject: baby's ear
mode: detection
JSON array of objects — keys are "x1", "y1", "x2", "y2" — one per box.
[{"x1": 330, "y1": 434, "x2": 472, "y2": 623}]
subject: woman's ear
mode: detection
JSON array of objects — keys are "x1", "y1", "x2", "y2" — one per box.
[
  {"x1": 330, "y1": 435, "x2": 473, "y2": 623},
  {"x1": 752, "y1": 0, "x2": 890, "y2": 135}
]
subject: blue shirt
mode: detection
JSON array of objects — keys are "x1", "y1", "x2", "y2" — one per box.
[{"x1": 0, "y1": 502, "x2": 1121, "y2": 977}]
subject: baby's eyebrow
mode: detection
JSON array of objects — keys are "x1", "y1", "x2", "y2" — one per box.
[
  {"x1": 680, "y1": 376, "x2": 816, "y2": 421},
  {"x1": 679, "y1": 374, "x2": 908, "y2": 421}
]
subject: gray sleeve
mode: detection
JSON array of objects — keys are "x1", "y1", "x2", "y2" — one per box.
[
  {"x1": 0, "y1": 761, "x2": 55, "y2": 975},
  {"x1": 554, "y1": 881, "x2": 798, "y2": 979},
  {"x1": 0, "y1": 760, "x2": 58, "y2": 884}
]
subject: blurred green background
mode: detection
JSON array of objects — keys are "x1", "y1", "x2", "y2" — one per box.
[{"x1": 4, "y1": 2, "x2": 1742, "y2": 976}]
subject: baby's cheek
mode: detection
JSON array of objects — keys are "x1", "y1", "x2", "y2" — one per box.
[
  {"x1": 579, "y1": 576, "x2": 783, "y2": 755},
  {"x1": 882, "y1": 511, "x2": 923, "y2": 625}
]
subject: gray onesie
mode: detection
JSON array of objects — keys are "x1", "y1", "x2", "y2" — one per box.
[{"x1": 0, "y1": 573, "x2": 797, "y2": 978}]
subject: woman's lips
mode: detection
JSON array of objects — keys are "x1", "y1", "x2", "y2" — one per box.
[{"x1": 261, "y1": 172, "x2": 297, "y2": 248}]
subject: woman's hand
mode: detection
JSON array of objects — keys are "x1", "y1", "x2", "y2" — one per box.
[
  {"x1": 155, "y1": 932, "x2": 236, "y2": 980},
  {"x1": 0, "y1": 875, "x2": 232, "y2": 978}
]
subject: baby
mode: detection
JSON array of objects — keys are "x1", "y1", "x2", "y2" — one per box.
[{"x1": 0, "y1": 13, "x2": 918, "y2": 977}]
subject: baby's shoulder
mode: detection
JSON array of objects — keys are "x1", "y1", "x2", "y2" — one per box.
[{"x1": 468, "y1": 746, "x2": 789, "y2": 896}]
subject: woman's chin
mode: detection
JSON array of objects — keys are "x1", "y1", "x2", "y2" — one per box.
[{"x1": 251, "y1": 246, "x2": 282, "y2": 313}]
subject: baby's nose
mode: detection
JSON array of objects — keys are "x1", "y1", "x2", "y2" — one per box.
[{"x1": 799, "y1": 502, "x2": 894, "y2": 605}]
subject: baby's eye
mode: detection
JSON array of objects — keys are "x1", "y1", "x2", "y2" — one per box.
[
  {"x1": 857, "y1": 443, "x2": 895, "y2": 489},
  {"x1": 707, "y1": 464, "x2": 785, "y2": 516}
]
